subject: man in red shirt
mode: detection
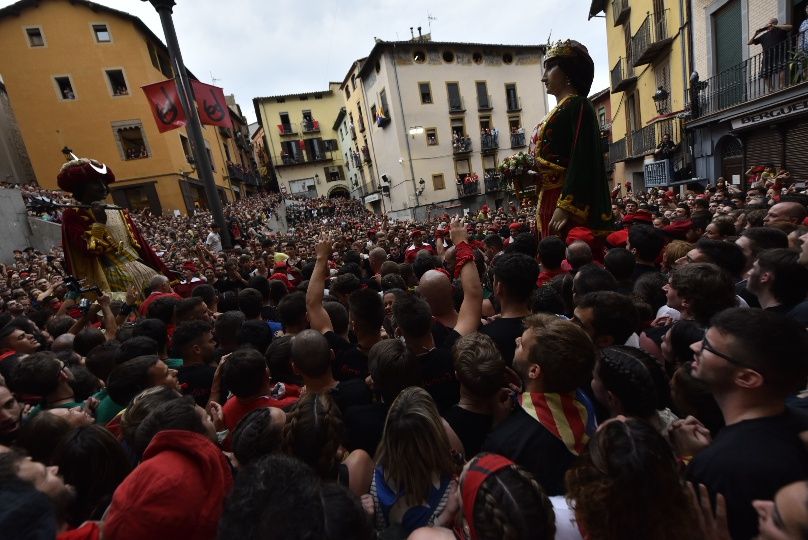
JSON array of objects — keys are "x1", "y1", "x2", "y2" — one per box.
[
  {"x1": 139, "y1": 275, "x2": 180, "y2": 317},
  {"x1": 404, "y1": 230, "x2": 435, "y2": 263}
]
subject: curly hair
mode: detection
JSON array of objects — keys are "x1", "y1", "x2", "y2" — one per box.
[
  {"x1": 468, "y1": 454, "x2": 556, "y2": 540},
  {"x1": 281, "y1": 392, "x2": 344, "y2": 481},
  {"x1": 566, "y1": 419, "x2": 698, "y2": 540}
]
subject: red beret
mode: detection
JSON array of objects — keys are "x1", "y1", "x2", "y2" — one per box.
[
  {"x1": 606, "y1": 229, "x2": 629, "y2": 248},
  {"x1": 632, "y1": 209, "x2": 653, "y2": 224},
  {"x1": 566, "y1": 226, "x2": 595, "y2": 247},
  {"x1": 56, "y1": 158, "x2": 115, "y2": 193},
  {"x1": 663, "y1": 219, "x2": 693, "y2": 240},
  {"x1": 182, "y1": 261, "x2": 197, "y2": 273},
  {"x1": 509, "y1": 222, "x2": 521, "y2": 230},
  {"x1": 410, "y1": 229, "x2": 423, "y2": 238}
]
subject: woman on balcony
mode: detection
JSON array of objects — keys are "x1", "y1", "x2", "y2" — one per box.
[{"x1": 529, "y1": 40, "x2": 613, "y2": 238}]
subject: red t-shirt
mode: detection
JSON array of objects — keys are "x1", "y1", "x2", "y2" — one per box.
[
  {"x1": 222, "y1": 394, "x2": 298, "y2": 433},
  {"x1": 139, "y1": 292, "x2": 181, "y2": 317}
]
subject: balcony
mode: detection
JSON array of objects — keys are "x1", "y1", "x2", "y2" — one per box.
[
  {"x1": 449, "y1": 97, "x2": 466, "y2": 114},
  {"x1": 351, "y1": 151, "x2": 362, "y2": 168},
  {"x1": 627, "y1": 117, "x2": 683, "y2": 159},
  {"x1": 277, "y1": 123, "x2": 296, "y2": 135},
  {"x1": 361, "y1": 146, "x2": 372, "y2": 163},
  {"x1": 350, "y1": 125, "x2": 357, "y2": 140},
  {"x1": 301, "y1": 119, "x2": 320, "y2": 133},
  {"x1": 612, "y1": 0, "x2": 630, "y2": 26},
  {"x1": 456, "y1": 178, "x2": 480, "y2": 198},
  {"x1": 484, "y1": 172, "x2": 505, "y2": 192},
  {"x1": 358, "y1": 118, "x2": 366, "y2": 133},
  {"x1": 308, "y1": 152, "x2": 331, "y2": 163},
  {"x1": 478, "y1": 94, "x2": 493, "y2": 111},
  {"x1": 610, "y1": 57, "x2": 637, "y2": 93},
  {"x1": 691, "y1": 35, "x2": 808, "y2": 120},
  {"x1": 631, "y1": 10, "x2": 673, "y2": 66},
  {"x1": 480, "y1": 132, "x2": 499, "y2": 153},
  {"x1": 609, "y1": 137, "x2": 628, "y2": 164},
  {"x1": 506, "y1": 96, "x2": 521, "y2": 112},
  {"x1": 279, "y1": 154, "x2": 305, "y2": 166},
  {"x1": 510, "y1": 131, "x2": 526, "y2": 148},
  {"x1": 452, "y1": 135, "x2": 472, "y2": 155}
]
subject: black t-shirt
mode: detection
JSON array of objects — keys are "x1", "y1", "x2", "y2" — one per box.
[
  {"x1": 344, "y1": 401, "x2": 389, "y2": 455},
  {"x1": 480, "y1": 317, "x2": 525, "y2": 366},
  {"x1": 325, "y1": 331, "x2": 369, "y2": 381},
  {"x1": 755, "y1": 27, "x2": 788, "y2": 50},
  {"x1": 482, "y1": 405, "x2": 576, "y2": 496},
  {"x1": 330, "y1": 378, "x2": 373, "y2": 414},
  {"x1": 412, "y1": 330, "x2": 461, "y2": 414},
  {"x1": 687, "y1": 407, "x2": 808, "y2": 540},
  {"x1": 178, "y1": 363, "x2": 216, "y2": 407},
  {"x1": 443, "y1": 405, "x2": 492, "y2": 457},
  {"x1": 215, "y1": 277, "x2": 242, "y2": 294},
  {"x1": 788, "y1": 300, "x2": 808, "y2": 326}
]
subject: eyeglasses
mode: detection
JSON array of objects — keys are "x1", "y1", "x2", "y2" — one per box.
[{"x1": 697, "y1": 336, "x2": 749, "y2": 368}]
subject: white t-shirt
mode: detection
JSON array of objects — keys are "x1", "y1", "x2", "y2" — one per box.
[
  {"x1": 550, "y1": 496, "x2": 584, "y2": 540},
  {"x1": 205, "y1": 231, "x2": 223, "y2": 253}
]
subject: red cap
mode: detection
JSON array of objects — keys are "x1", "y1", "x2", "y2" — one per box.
[
  {"x1": 182, "y1": 261, "x2": 197, "y2": 273},
  {"x1": 663, "y1": 219, "x2": 694, "y2": 240},
  {"x1": 410, "y1": 229, "x2": 423, "y2": 238},
  {"x1": 606, "y1": 229, "x2": 629, "y2": 248},
  {"x1": 509, "y1": 222, "x2": 521, "y2": 230},
  {"x1": 632, "y1": 209, "x2": 653, "y2": 224},
  {"x1": 566, "y1": 226, "x2": 595, "y2": 247}
]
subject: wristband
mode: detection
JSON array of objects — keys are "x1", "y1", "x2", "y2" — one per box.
[{"x1": 454, "y1": 241, "x2": 474, "y2": 278}]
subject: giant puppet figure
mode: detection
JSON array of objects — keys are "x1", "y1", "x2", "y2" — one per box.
[
  {"x1": 529, "y1": 40, "x2": 614, "y2": 237},
  {"x1": 58, "y1": 157, "x2": 170, "y2": 295}
]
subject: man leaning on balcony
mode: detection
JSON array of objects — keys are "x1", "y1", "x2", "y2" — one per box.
[{"x1": 749, "y1": 18, "x2": 793, "y2": 91}]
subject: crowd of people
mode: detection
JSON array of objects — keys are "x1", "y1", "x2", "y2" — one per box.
[{"x1": 1, "y1": 172, "x2": 808, "y2": 540}]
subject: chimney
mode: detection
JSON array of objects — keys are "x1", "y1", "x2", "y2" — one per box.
[
  {"x1": 418, "y1": 26, "x2": 422, "y2": 40},
  {"x1": 410, "y1": 27, "x2": 414, "y2": 40}
]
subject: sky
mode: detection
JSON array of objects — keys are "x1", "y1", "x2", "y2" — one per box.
[{"x1": 1, "y1": 0, "x2": 609, "y2": 123}]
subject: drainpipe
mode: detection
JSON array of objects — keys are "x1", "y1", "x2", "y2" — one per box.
[{"x1": 390, "y1": 41, "x2": 420, "y2": 218}]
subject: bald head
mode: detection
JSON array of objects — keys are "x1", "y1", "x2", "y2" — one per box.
[
  {"x1": 51, "y1": 333, "x2": 75, "y2": 353},
  {"x1": 418, "y1": 269, "x2": 454, "y2": 315},
  {"x1": 764, "y1": 202, "x2": 807, "y2": 232},
  {"x1": 369, "y1": 247, "x2": 388, "y2": 273},
  {"x1": 291, "y1": 329, "x2": 332, "y2": 378},
  {"x1": 566, "y1": 241, "x2": 593, "y2": 270},
  {"x1": 149, "y1": 274, "x2": 170, "y2": 293}
]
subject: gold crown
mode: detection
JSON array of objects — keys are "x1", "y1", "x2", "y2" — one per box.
[{"x1": 545, "y1": 39, "x2": 585, "y2": 61}]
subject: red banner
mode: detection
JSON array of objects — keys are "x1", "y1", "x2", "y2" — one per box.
[
  {"x1": 141, "y1": 79, "x2": 187, "y2": 133},
  {"x1": 191, "y1": 80, "x2": 232, "y2": 129}
]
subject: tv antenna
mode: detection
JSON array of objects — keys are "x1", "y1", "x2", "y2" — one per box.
[
  {"x1": 210, "y1": 71, "x2": 221, "y2": 86},
  {"x1": 427, "y1": 12, "x2": 437, "y2": 34}
]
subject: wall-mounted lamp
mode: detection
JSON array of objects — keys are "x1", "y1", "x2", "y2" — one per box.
[
  {"x1": 61, "y1": 146, "x2": 74, "y2": 161},
  {"x1": 652, "y1": 86, "x2": 670, "y2": 114}
]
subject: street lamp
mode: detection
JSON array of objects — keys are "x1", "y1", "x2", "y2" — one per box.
[
  {"x1": 652, "y1": 86, "x2": 670, "y2": 114},
  {"x1": 61, "y1": 146, "x2": 74, "y2": 161},
  {"x1": 140, "y1": 0, "x2": 231, "y2": 247}
]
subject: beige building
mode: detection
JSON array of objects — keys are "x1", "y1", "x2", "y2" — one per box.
[
  {"x1": 687, "y1": 0, "x2": 808, "y2": 184},
  {"x1": 253, "y1": 83, "x2": 349, "y2": 199},
  {"x1": 351, "y1": 38, "x2": 548, "y2": 219}
]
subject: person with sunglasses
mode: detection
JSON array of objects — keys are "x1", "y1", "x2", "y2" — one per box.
[{"x1": 671, "y1": 308, "x2": 808, "y2": 540}]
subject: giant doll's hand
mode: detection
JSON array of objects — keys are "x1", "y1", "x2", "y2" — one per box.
[{"x1": 548, "y1": 207, "x2": 571, "y2": 236}]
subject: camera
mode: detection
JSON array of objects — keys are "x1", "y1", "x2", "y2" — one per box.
[
  {"x1": 63, "y1": 275, "x2": 102, "y2": 300},
  {"x1": 78, "y1": 298, "x2": 92, "y2": 313}
]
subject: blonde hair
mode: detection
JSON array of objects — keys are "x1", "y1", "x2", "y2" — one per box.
[
  {"x1": 376, "y1": 387, "x2": 455, "y2": 505},
  {"x1": 662, "y1": 240, "x2": 693, "y2": 272}
]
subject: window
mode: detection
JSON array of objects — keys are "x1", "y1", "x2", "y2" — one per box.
[
  {"x1": 432, "y1": 173, "x2": 446, "y2": 190},
  {"x1": 345, "y1": 86, "x2": 351, "y2": 99},
  {"x1": 426, "y1": 128, "x2": 438, "y2": 146},
  {"x1": 180, "y1": 134, "x2": 192, "y2": 161},
  {"x1": 204, "y1": 141, "x2": 215, "y2": 171},
  {"x1": 447, "y1": 82, "x2": 463, "y2": 112},
  {"x1": 379, "y1": 89, "x2": 390, "y2": 119},
  {"x1": 413, "y1": 50, "x2": 426, "y2": 63},
  {"x1": 419, "y1": 82, "x2": 433, "y2": 104},
  {"x1": 371, "y1": 104, "x2": 378, "y2": 122},
  {"x1": 351, "y1": 74, "x2": 357, "y2": 90},
  {"x1": 476, "y1": 81, "x2": 490, "y2": 109},
  {"x1": 505, "y1": 84, "x2": 520, "y2": 111},
  {"x1": 502, "y1": 52, "x2": 514, "y2": 64},
  {"x1": 93, "y1": 24, "x2": 111, "y2": 42},
  {"x1": 450, "y1": 118, "x2": 466, "y2": 138},
  {"x1": 113, "y1": 121, "x2": 149, "y2": 160},
  {"x1": 442, "y1": 50, "x2": 455, "y2": 63},
  {"x1": 479, "y1": 116, "x2": 491, "y2": 131},
  {"x1": 508, "y1": 116, "x2": 521, "y2": 131},
  {"x1": 276, "y1": 97, "x2": 286, "y2": 103},
  {"x1": 598, "y1": 107, "x2": 607, "y2": 129},
  {"x1": 106, "y1": 69, "x2": 128, "y2": 96},
  {"x1": 472, "y1": 52, "x2": 483, "y2": 64},
  {"x1": 54, "y1": 77, "x2": 76, "y2": 100},
  {"x1": 25, "y1": 27, "x2": 45, "y2": 47},
  {"x1": 147, "y1": 41, "x2": 172, "y2": 78}
]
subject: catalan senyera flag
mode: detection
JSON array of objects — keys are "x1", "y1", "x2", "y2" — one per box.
[
  {"x1": 519, "y1": 391, "x2": 594, "y2": 456},
  {"x1": 191, "y1": 80, "x2": 232, "y2": 129},
  {"x1": 141, "y1": 79, "x2": 187, "y2": 133}
]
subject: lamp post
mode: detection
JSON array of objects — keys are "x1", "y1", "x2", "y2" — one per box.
[{"x1": 141, "y1": 0, "x2": 231, "y2": 248}]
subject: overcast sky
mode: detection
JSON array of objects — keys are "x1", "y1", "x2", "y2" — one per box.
[{"x1": 3, "y1": 0, "x2": 609, "y2": 123}]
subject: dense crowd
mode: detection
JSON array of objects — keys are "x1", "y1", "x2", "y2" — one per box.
[{"x1": 1, "y1": 171, "x2": 808, "y2": 540}]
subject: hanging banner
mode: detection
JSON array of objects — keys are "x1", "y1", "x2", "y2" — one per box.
[
  {"x1": 191, "y1": 80, "x2": 232, "y2": 129},
  {"x1": 141, "y1": 79, "x2": 187, "y2": 133}
]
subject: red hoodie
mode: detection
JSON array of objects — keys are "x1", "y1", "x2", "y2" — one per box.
[{"x1": 103, "y1": 430, "x2": 233, "y2": 540}]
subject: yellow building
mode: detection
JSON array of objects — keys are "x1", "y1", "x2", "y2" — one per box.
[
  {"x1": 0, "y1": 0, "x2": 236, "y2": 215},
  {"x1": 589, "y1": 0, "x2": 693, "y2": 192},
  {"x1": 253, "y1": 83, "x2": 349, "y2": 199}
]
